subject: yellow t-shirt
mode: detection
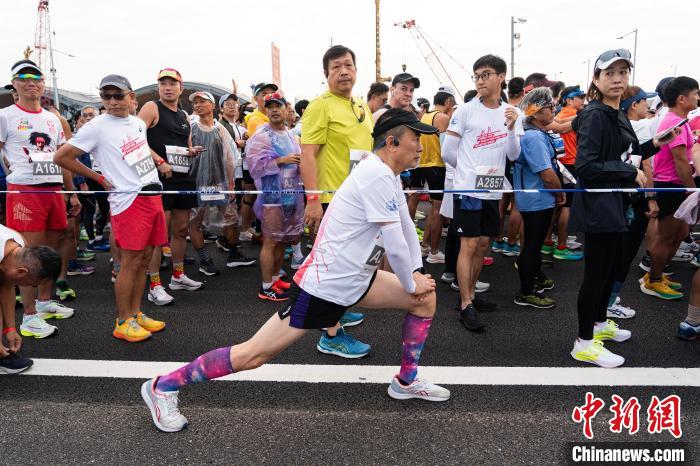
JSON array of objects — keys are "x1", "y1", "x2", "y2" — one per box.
[
  {"x1": 418, "y1": 111, "x2": 445, "y2": 168},
  {"x1": 245, "y1": 109, "x2": 269, "y2": 136},
  {"x1": 301, "y1": 90, "x2": 374, "y2": 203}
]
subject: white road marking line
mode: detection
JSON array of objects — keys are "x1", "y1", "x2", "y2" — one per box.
[{"x1": 21, "y1": 359, "x2": 700, "y2": 386}]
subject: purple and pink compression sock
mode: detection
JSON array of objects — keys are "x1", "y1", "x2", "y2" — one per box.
[
  {"x1": 398, "y1": 313, "x2": 433, "y2": 384},
  {"x1": 156, "y1": 346, "x2": 234, "y2": 392}
]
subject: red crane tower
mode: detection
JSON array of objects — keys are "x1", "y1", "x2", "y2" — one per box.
[{"x1": 33, "y1": 0, "x2": 60, "y2": 109}]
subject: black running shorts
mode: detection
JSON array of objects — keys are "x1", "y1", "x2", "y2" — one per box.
[
  {"x1": 452, "y1": 197, "x2": 500, "y2": 238},
  {"x1": 278, "y1": 273, "x2": 377, "y2": 329}
]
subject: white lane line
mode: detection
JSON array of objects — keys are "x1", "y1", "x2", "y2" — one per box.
[{"x1": 21, "y1": 359, "x2": 700, "y2": 386}]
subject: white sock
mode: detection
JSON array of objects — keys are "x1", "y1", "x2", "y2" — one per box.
[
  {"x1": 272, "y1": 275, "x2": 280, "y2": 282},
  {"x1": 262, "y1": 281, "x2": 273, "y2": 290},
  {"x1": 291, "y1": 243, "x2": 303, "y2": 260},
  {"x1": 577, "y1": 338, "x2": 594, "y2": 349}
]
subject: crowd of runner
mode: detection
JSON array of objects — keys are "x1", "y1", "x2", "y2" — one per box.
[{"x1": 0, "y1": 45, "x2": 698, "y2": 432}]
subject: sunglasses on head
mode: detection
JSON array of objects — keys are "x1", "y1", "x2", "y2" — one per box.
[
  {"x1": 100, "y1": 91, "x2": 128, "y2": 101},
  {"x1": 13, "y1": 73, "x2": 43, "y2": 81},
  {"x1": 597, "y1": 48, "x2": 632, "y2": 63},
  {"x1": 263, "y1": 92, "x2": 284, "y2": 102}
]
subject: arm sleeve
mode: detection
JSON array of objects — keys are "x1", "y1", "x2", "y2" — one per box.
[
  {"x1": 574, "y1": 110, "x2": 637, "y2": 182},
  {"x1": 441, "y1": 133, "x2": 460, "y2": 167},
  {"x1": 246, "y1": 130, "x2": 281, "y2": 180},
  {"x1": 505, "y1": 109, "x2": 524, "y2": 161},
  {"x1": 300, "y1": 99, "x2": 328, "y2": 145},
  {"x1": 399, "y1": 199, "x2": 424, "y2": 272},
  {"x1": 380, "y1": 222, "x2": 417, "y2": 294}
]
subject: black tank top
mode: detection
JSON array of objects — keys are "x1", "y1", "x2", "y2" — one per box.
[{"x1": 146, "y1": 101, "x2": 192, "y2": 182}]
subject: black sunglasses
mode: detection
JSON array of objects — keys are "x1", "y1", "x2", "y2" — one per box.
[
  {"x1": 100, "y1": 92, "x2": 128, "y2": 101},
  {"x1": 596, "y1": 48, "x2": 632, "y2": 64},
  {"x1": 351, "y1": 98, "x2": 366, "y2": 123}
]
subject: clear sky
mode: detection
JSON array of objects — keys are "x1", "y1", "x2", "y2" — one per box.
[{"x1": 2, "y1": 0, "x2": 695, "y2": 102}]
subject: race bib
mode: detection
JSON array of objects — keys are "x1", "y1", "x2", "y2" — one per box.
[
  {"x1": 31, "y1": 151, "x2": 63, "y2": 183},
  {"x1": 474, "y1": 165, "x2": 505, "y2": 190},
  {"x1": 124, "y1": 144, "x2": 157, "y2": 182},
  {"x1": 198, "y1": 185, "x2": 225, "y2": 201},
  {"x1": 364, "y1": 234, "x2": 386, "y2": 270},
  {"x1": 281, "y1": 167, "x2": 299, "y2": 191},
  {"x1": 349, "y1": 149, "x2": 369, "y2": 173},
  {"x1": 165, "y1": 145, "x2": 191, "y2": 174}
]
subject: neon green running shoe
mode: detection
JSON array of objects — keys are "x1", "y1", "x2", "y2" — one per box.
[{"x1": 55, "y1": 280, "x2": 76, "y2": 301}]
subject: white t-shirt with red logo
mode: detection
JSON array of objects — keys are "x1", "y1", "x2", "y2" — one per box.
[
  {"x1": 294, "y1": 153, "x2": 403, "y2": 306},
  {"x1": 69, "y1": 114, "x2": 160, "y2": 215},
  {"x1": 0, "y1": 104, "x2": 66, "y2": 185},
  {"x1": 448, "y1": 98, "x2": 523, "y2": 200}
]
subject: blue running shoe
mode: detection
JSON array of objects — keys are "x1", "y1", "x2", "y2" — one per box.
[
  {"x1": 86, "y1": 240, "x2": 110, "y2": 252},
  {"x1": 339, "y1": 310, "x2": 364, "y2": 327},
  {"x1": 317, "y1": 328, "x2": 370, "y2": 359},
  {"x1": 502, "y1": 243, "x2": 521, "y2": 257},
  {"x1": 491, "y1": 239, "x2": 506, "y2": 253},
  {"x1": 677, "y1": 320, "x2": 700, "y2": 341},
  {"x1": 291, "y1": 256, "x2": 304, "y2": 270}
]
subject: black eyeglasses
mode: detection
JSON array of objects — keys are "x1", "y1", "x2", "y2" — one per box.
[
  {"x1": 351, "y1": 98, "x2": 366, "y2": 123},
  {"x1": 471, "y1": 71, "x2": 498, "y2": 82},
  {"x1": 100, "y1": 92, "x2": 128, "y2": 101}
]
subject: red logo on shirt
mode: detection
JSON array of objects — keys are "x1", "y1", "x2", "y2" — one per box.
[
  {"x1": 120, "y1": 136, "x2": 147, "y2": 158},
  {"x1": 473, "y1": 126, "x2": 507, "y2": 149}
]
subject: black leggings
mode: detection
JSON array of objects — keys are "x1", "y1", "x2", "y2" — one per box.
[
  {"x1": 577, "y1": 232, "x2": 626, "y2": 339},
  {"x1": 83, "y1": 178, "x2": 110, "y2": 240},
  {"x1": 614, "y1": 202, "x2": 649, "y2": 283},
  {"x1": 517, "y1": 208, "x2": 553, "y2": 294}
]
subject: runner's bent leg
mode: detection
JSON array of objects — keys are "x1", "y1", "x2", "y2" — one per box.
[
  {"x1": 358, "y1": 270, "x2": 436, "y2": 383},
  {"x1": 457, "y1": 237, "x2": 479, "y2": 308}
]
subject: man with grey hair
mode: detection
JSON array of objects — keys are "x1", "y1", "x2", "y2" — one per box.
[{"x1": 0, "y1": 223, "x2": 61, "y2": 373}]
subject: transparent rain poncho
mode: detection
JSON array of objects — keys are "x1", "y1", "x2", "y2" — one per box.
[
  {"x1": 189, "y1": 121, "x2": 239, "y2": 231},
  {"x1": 246, "y1": 124, "x2": 304, "y2": 242}
]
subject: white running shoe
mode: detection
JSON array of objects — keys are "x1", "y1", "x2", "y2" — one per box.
[
  {"x1": 141, "y1": 378, "x2": 188, "y2": 433},
  {"x1": 678, "y1": 241, "x2": 700, "y2": 254},
  {"x1": 440, "y1": 272, "x2": 455, "y2": 283},
  {"x1": 593, "y1": 319, "x2": 632, "y2": 342},
  {"x1": 475, "y1": 280, "x2": 491, "y2": 293},
  {"x1": 420, "y1": 245, "x2": 430, "y2": 258},
  {"x1": 238, "y1": 230, "x2": 254, "y2": 242},
  {"x1": 607, "y1": 302, "x2": 636, "y2": 319},
  {"x1": 36, "y1": 300, "x2": 74, "y2": 319},
  {"x1": 426, "y1": 251, "x2": 445, "y2": 264},
  {"x1": 414, "y1": 211, "x2": 426, "y2": 221},
  {"x1": 19, "y1": 314, "x2": 57, "y2": 338},
  {"x1": 148, "y1": 286, "x2": 175, "y2": 306},
  {"x1": 571, "y1": 339, "x2": 624, "y2": 368},
  {"x1": 672, "y1": 249, "x2": 693, "y2": 262},
  {"x1": 387, "y1": 375, "x2": 451, "y2": 402},
  {"x1": 169, "y1": 274, "x2": 203, "y2": 291}
]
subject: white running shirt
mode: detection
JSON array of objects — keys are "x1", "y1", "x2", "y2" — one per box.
[
  {"x1": 68, "y1": 114, "x2": 160, "y2": 215},
  {"x1": 0, "y1": 104, "x2": 66, "y2": 185},
  {"x1": 447, "y1": 98, "x2": 523, "y2": 200},
  {"x1": 0, "y1": 224, "x2": 25, "y2": 260},
  {"x1": 294, "y1": 153, "x2": 403, "y2": 305}
]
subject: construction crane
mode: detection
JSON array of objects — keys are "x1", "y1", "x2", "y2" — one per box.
[
  {"x1": 33, "y1": 0, "x2": 60, "y2": 109},
  {"x1": 394, "y1": 19, "x2": 465, "y2": 100},
  {"x1": 374, "y1": 0, "x2": 390, "y2": 83}
]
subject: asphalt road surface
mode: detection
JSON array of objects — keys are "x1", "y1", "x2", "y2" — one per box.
[{"x1": 1, "y1": 213, "x2": 698, "y2": 465}]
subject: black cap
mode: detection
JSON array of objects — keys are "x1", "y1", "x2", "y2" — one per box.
[
  {"x1": 253, "y1": 82, "x2": 278, "y2": 96},
  {"x1": 372, "y1": 108, "x2": 438, "y2": 138},
  {"x1": 391, "y1": 73, "x2": 420, "y2": 88},
  {"x1": 655, "y1": 77, "x2": 674, "y2": 103}
]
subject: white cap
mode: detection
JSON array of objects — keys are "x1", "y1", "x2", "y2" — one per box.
[{"x1": 437, "y1": 85, "x2": 456, "y2": 97}]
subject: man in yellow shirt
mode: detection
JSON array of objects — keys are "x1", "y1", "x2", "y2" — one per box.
[
  {"x1": 408, "y1": 86, "x2": 455, "y2": 264},
  {"x1": 300, "y1": 44, "x2": 374, "y2": 358},
  {"x1": 245, "y1": 82, "x2": 278, "y2": 136}
]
